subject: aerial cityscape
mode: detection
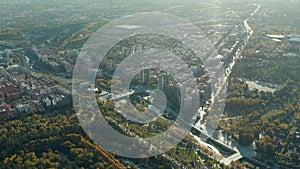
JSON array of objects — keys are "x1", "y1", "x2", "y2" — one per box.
[{"x1": 0, "y1": 0, "x2": 300, "y2": 168}]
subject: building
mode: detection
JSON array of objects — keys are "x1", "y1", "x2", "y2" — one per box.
[
  {"x1": 1, "y1": 85, "x2": 23, "y2": 101},
  {"x1": 140, "y1": 69, "x2": 150, "y2": 83},
  {"x1": 158, "y1": 73, "x2": 170, "y2": 89},
  {"x1": 0, "y1": 92, "x2": 4, "y2": 102}
]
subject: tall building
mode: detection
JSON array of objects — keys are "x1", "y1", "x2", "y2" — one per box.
[
  {"x1": 140, "y1": 69, "x2": 150, "y2": 83},
  {"x1": 158, "y1": 73, "x2": 170, "y2": 89}
]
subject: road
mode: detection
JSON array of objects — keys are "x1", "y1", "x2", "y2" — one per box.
[
  {"x1": 220, "y1": 1, "x2": 261, "y2": 159},
  {"x1": 192, "y1": 3, "x2": 261, "y2": 165}
]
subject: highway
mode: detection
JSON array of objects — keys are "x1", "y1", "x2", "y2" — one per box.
[{"x1": 191, "y1": 3, "x2": 261, "y2": 165}]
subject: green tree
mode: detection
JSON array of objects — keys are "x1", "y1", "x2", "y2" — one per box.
[{"x1": 264, "y1": 142, "x2": 275, "y2": 155}]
